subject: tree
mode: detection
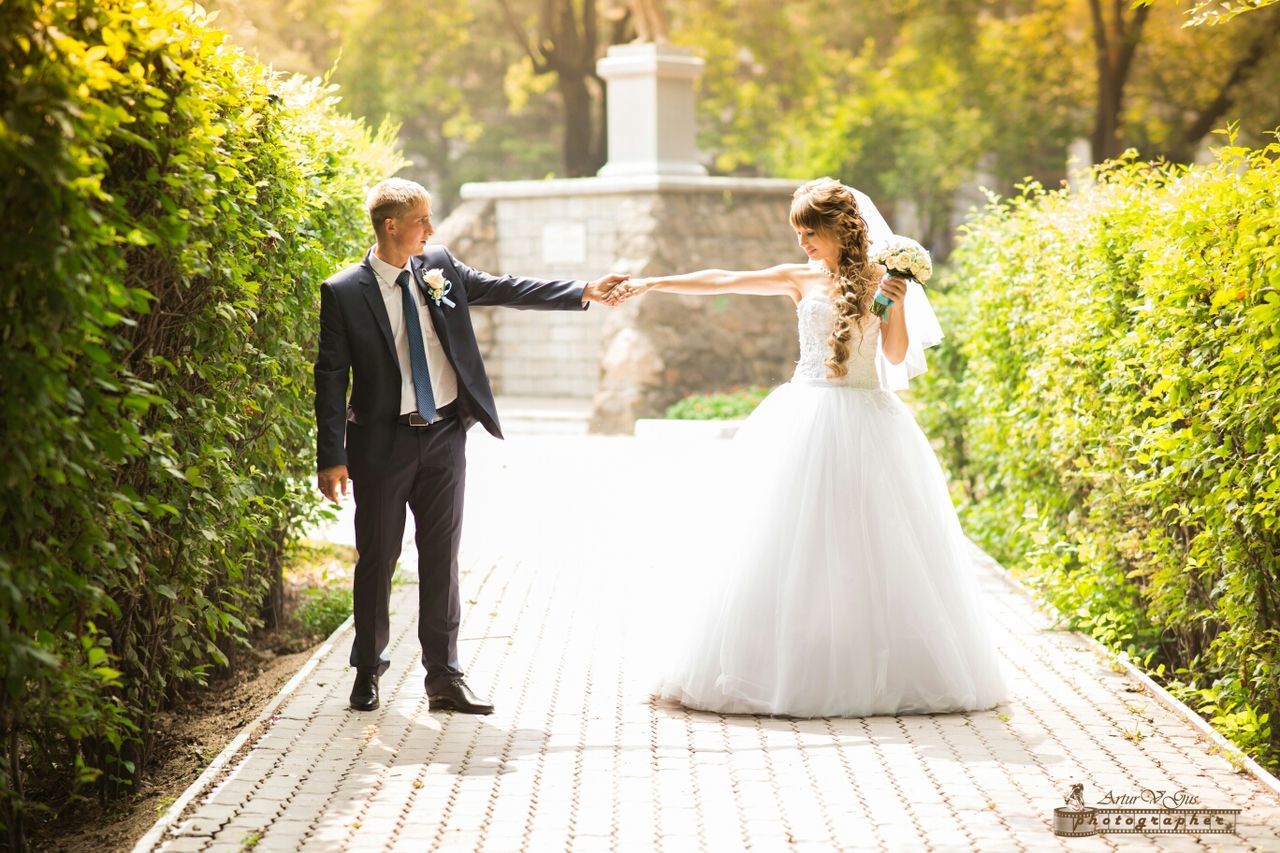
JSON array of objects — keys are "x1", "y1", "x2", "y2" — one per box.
[
  {"x1": 967, "y1": 0, "x2": 1091, "y2": 187},
  {"x1": 204, "y1": 0, "x2": 344, "y2": 76},
  {"x1": 1139, "y1": 3, "x2": 1280, "y2": 162},
  {"x1": 332, "y1": 0, "x2": 484, "y2": 209},
  {"x1": 206, "y1": 0, "x2": 564, "y2": 210},
  {"x1": 496, "y1": 0, "x2": 616, "y2": 176},
  {"x1": 1175, "y1": 16, "x2": 1280, "y2": 154},
  {"x1": 669, "y1": 0, "x2": 825, "y2": 175},
  {"x1": 204, "y1": 0, "x2": 1280, "y2": 216},
  {"x1": 675, "y1": 1, "x2": 1086, "y2": 248}
]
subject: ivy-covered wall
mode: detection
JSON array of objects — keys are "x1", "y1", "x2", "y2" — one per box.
[
  {"x1": 915, "y1": 137, "x2": 1280, "y2": 770},
  {"x1": 0, "y1": 0, "x2": 402, "y2": 841}
]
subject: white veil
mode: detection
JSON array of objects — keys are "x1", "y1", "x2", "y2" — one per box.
[{"x1": 849, "y1": 187, "x2": 944, "y2": 392}]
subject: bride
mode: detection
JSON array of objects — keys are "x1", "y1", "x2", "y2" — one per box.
[{"x1": 611, "y1": 178, "x2": 1008, "y2": 718}]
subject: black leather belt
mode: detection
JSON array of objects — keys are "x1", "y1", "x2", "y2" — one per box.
[{"x1": 396, "y1": 401, "x2": 458, "y2": 427}]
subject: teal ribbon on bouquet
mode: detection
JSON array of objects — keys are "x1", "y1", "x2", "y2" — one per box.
[{"x1": 871, "y1": 273, "x2": 914, "y2": 320}]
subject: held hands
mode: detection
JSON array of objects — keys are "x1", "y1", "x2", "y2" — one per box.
[
  {"x1": 582, "y1": 273, "x2": 632, "y2": 305},
  {"x1": 318, "y1": 464, "x2": 349, "y2": 503},
  {"x1": 581, "y1": 272, "x2": 657, "y2": 307},
  {"x1": 602, "y1": 278, "x2": 655, "y2": 306}
]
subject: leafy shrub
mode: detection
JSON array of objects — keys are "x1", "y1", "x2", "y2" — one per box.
[
  {"x1": 0, "y1": 0, "x2": 401, "y2": 842},
  {"x1": 664, "y1": 385, "x2": 772, "y2": 420},
  {"x1": 294, "y1": 586, "x2": 355, "y2": 638},
  {"x1": 914, "y1": 133, "x2": 1280, "y2": 770}
]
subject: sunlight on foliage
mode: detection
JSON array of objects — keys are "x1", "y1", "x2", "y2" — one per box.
[
  {"x1": 0, "y1": 0, "x2": 402, "y2": 837},
  {"x1": 1139, "y1": 0, "x2": 1280, "y2": 27},
  {"x1": 915, "y1": 128, "x2": 1280, "y2": 770}
]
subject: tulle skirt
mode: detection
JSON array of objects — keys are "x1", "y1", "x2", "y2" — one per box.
[{"x1": 653, "y1": 379, "x2": 1009, "y2": 718}]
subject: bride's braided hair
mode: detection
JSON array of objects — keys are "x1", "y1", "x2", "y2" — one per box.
[{"x1": 789, "y1": 178, "x2": 878, "y2": 379}]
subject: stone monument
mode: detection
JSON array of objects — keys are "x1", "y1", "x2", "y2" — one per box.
[
  {"x1": 596, "y1": 43, "x2": 705, "y2": 178},
  {"x1": 435, "y1": 39, "x2": 800, "y2": 433},
  {"x1": 601, "y1": 0, "x2": 672, "y2": 44}
]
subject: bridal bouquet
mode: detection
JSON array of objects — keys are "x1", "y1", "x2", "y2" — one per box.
[{"x1": 869, "y1": 237, "x2": 932, "y2": 319}]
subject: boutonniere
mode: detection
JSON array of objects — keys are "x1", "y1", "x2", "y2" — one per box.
[{"x1": 421, "y1": 268, "x2": 456, "y2": 308}]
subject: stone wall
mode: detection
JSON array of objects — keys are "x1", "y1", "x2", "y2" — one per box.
[
  {"x1": 436, "y1": 176, "x2": 803, "y2": 431},
  {"x1": 591, "y1": 188, "x2": 801, "y2": 433},
  {"x1": 432, "y1": 193, "x2": 610, "y2": 399}
]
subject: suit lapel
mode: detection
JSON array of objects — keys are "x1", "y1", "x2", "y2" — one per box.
[
  {"x1": 412, "y1": 256, "x2": 457, "y2": 364},
  {"x1": 359, "y1": 252, "x2": 399, "y2": 367}
]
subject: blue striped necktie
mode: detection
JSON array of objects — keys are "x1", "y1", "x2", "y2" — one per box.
[{"x1": 396, "y1": 269, "x2": 436, "y2": 421}]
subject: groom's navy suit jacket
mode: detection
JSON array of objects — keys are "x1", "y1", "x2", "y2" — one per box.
[{"x1": 314, "y1": 245, "x2": 586, "y2": 471}]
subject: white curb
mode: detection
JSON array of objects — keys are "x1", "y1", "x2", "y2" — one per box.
[
  {"x1": 130, "y1": 615, "x2": 355, "y2": 853},
  {"x1": 632, "y1": 418, "x2": 741, "y2": 439},
  {"x1": 971, "y1": 540, "x2": 1280, "y2": 800}
]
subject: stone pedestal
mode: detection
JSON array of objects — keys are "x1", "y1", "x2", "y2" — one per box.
[
  {"x1": 596, "y1": 44, "x2": 707, "y2": 178},
  {"x1": 443, "y1": 176, "x2": 801, "y2": 432},
  {"x1": 430, "y1": 44, "x2": 809, "y2": 433}
]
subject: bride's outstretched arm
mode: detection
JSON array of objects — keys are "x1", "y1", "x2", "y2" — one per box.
[{"x1": 607, "y1": 264, "x2": 801, "y2": 304}]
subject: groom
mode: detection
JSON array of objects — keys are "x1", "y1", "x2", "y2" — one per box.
[{"x1": 314, "y1": 178, "x2": 626, "y2": 714}]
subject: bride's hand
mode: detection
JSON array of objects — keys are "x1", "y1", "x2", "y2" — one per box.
[{"x1": 880, "y1": 275, "x2": 908, "y2": 304}]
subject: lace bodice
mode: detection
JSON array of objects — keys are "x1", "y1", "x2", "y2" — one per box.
[{"x1": 793, "y1": 293, "x2": 883, "y2": 389}]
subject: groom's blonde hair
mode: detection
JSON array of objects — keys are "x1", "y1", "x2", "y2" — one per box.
[{"x1": 366, "y1": 178, "x2": 431, "y2": 236}]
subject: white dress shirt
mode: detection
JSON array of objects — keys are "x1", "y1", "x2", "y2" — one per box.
[{"x1": 367, "y1": 250, "x2": 459, "y2": 415}]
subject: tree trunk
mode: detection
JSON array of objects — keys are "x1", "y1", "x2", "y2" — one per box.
[
  {"x1": 1092, "y1": 67, "x2": 1124, "y2": 163},
  {"x1": 591, "y1": 72, "x2": 608, "y2": 172},
  {"x1": 260, "y1": 531, "x2": 286, "y2": 631},
  {"x1": 5, "y1": 722, "x2": 26, "y2": 853},
  {"x1": 559, "y1": 73, "x2": 599, "y2": 176},
  {"x1": 498, "y1": 0, "x2": 607, "y2": 177},
  {"x1": 1087, "y1": 0, "x2": 1150, "y2": 163}
]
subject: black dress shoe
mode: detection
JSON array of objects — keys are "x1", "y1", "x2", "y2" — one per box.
[
  {"x1": 349, "y1": 671, "x2": 379, "y2": 711},
  {"x1": 427, "y1": 678, "x2": 494, "y2": 715}
]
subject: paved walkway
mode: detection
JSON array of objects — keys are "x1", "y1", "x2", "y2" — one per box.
[{"x1": 137, "y1": 433, "x2": 1280, "y2": 852}]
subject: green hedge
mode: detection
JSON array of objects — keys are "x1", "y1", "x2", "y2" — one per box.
[
  {"x1": 915, "y1": 135, "x2": 1280, "y2": 769},
  {"x1": 0, "y1": 0, "x2": 401, "y2": 840}
]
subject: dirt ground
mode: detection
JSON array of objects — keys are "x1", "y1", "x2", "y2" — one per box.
[{"x1": 27, "y1": 543, "x2": 355, "y2": 853}]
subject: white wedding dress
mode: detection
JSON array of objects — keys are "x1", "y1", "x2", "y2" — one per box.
[{"x1": 653, "y1": 263, "x2": 1009, "y2": 718}]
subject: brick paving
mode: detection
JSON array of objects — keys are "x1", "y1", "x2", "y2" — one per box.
[{"x1": 136, "y1": 432, "x2": 1280, "y2": 852}]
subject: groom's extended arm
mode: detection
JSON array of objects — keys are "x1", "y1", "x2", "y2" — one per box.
[{"x1": 440, "y1": 248, "x2": 626, "y2": 308}]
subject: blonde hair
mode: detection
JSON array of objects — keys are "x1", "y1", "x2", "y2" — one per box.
[
  {"x1": 366, "y1": 178, "x2": 431, "y2": 236},
  {"x1": 789, "y1": 178, "x2": 877, "y2": 379}
]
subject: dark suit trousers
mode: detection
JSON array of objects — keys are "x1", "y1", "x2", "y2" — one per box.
[{"x1": 347, "y1": 416, "x2": 467, "y2": 690}]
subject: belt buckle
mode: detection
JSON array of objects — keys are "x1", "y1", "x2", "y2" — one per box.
[{"x1": 408, "y1": 412, "x2": 430, "y2": 427}]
